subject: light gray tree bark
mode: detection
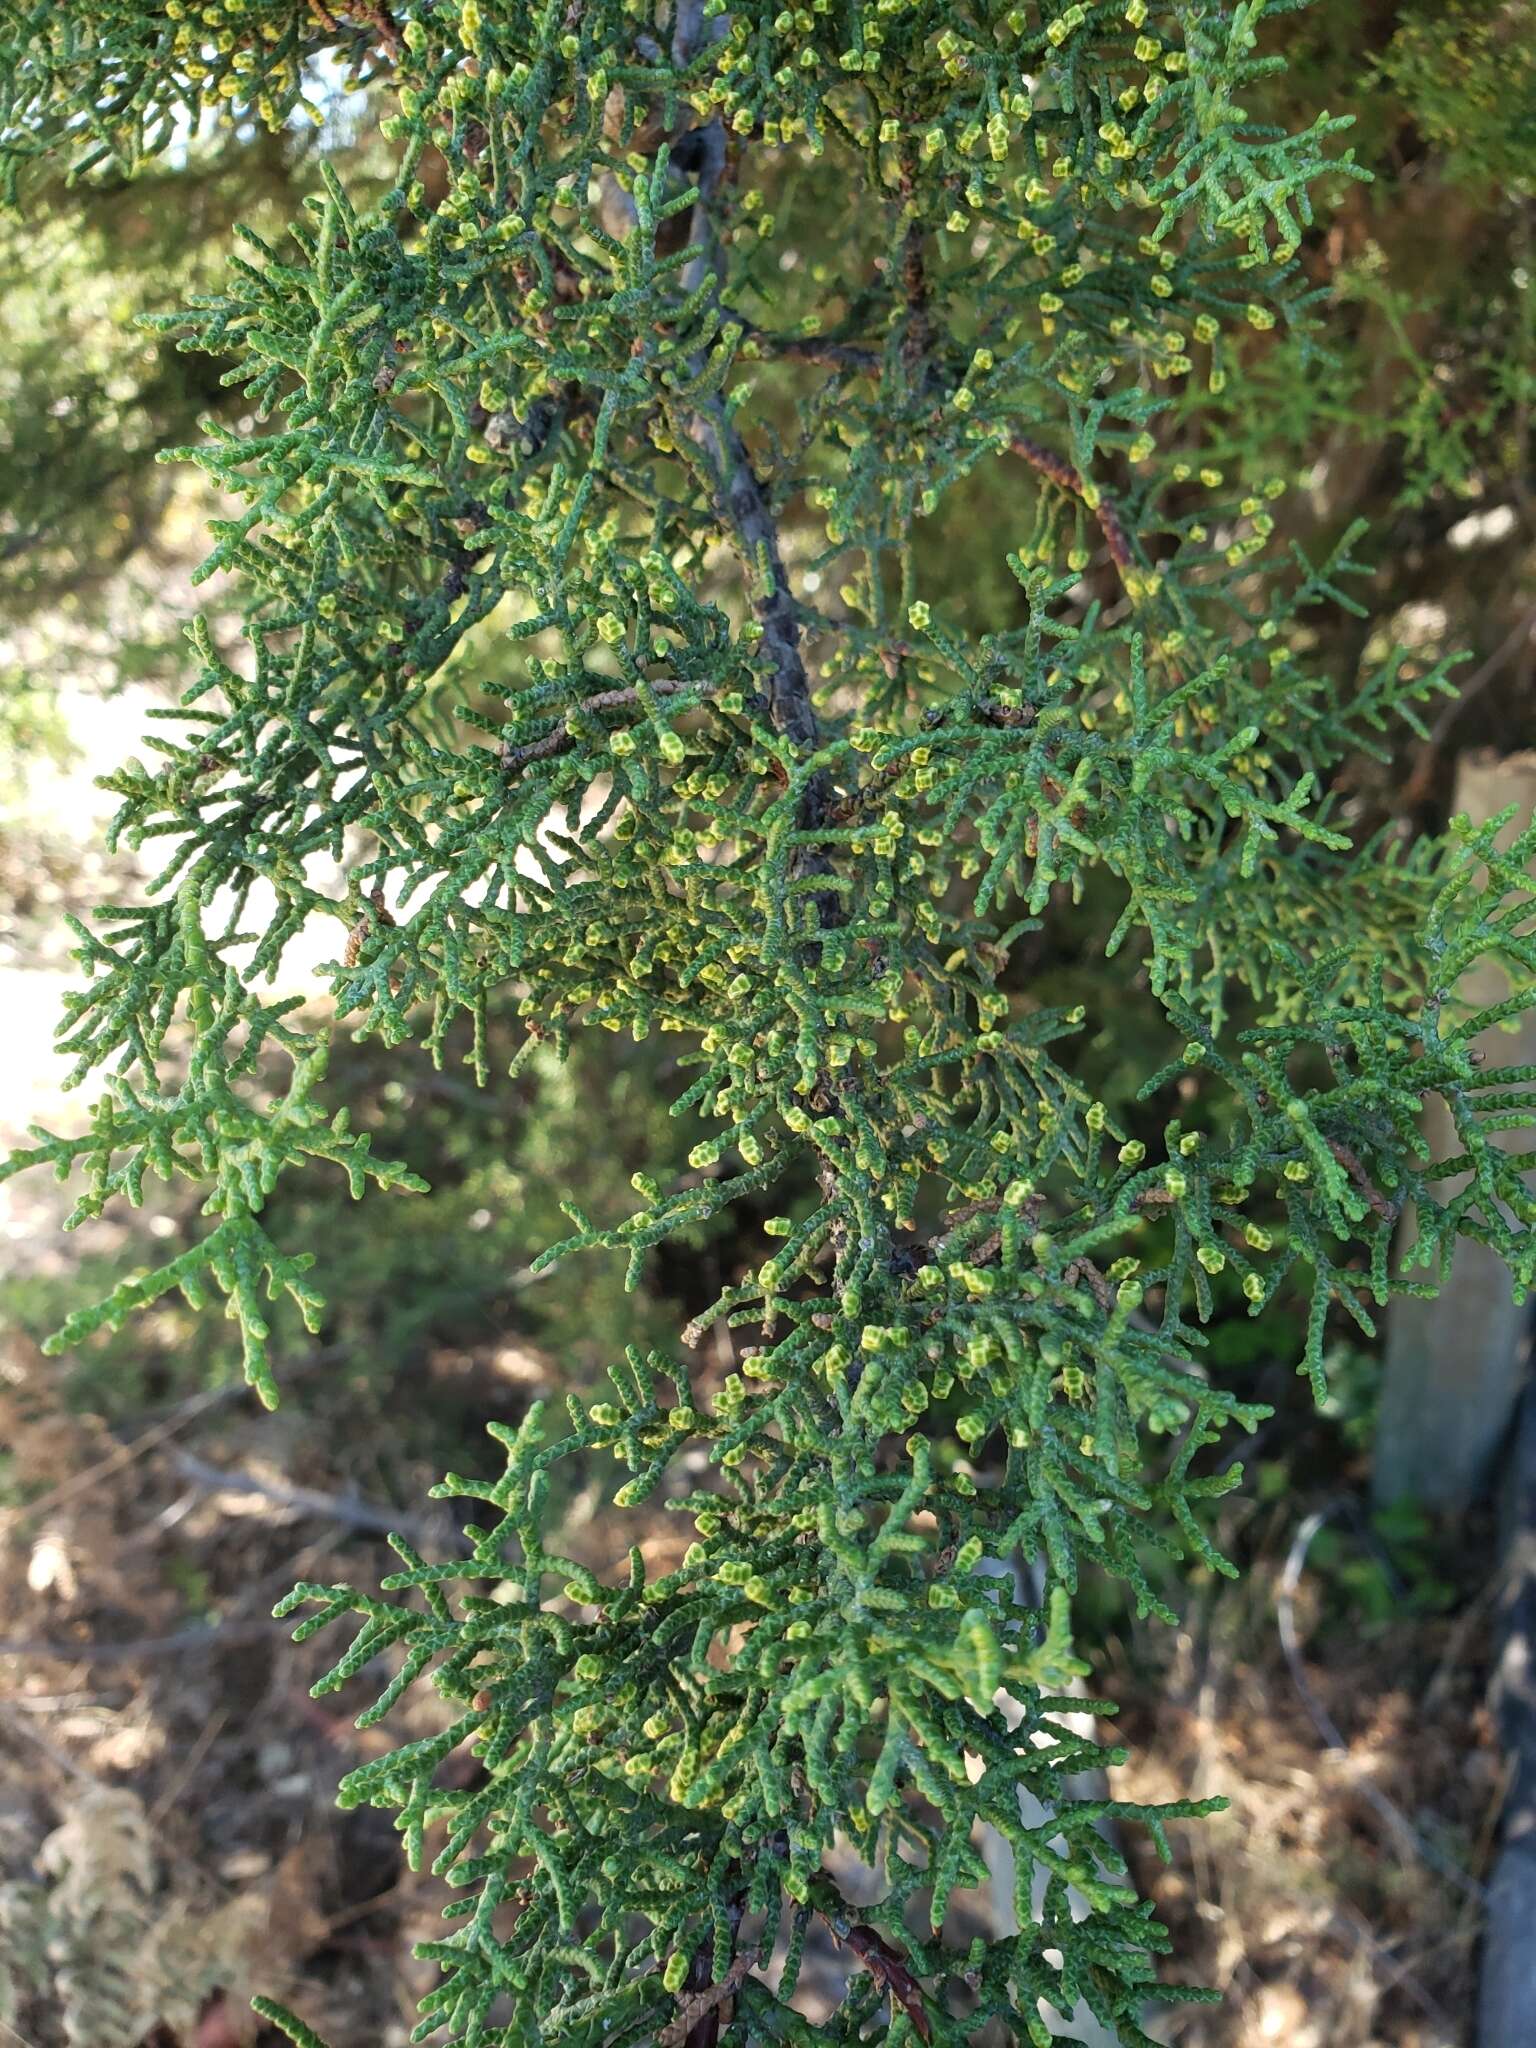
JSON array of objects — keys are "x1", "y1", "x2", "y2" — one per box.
[
  {"x1": 1367, "y1": 752, "x2": 1536, "y2": 2044},
  {"x1": 1374, "y1": 750, "x2": 1536, "y2": 1514},
  {"x1": 1478, "y1": 1385, "x2": 1536, "y2": 2048},
  {"x1": 974, "y1": 1554, "x2": 1122, "y2": 2048}
]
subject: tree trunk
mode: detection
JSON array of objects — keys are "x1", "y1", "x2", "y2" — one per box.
[
  {"x1": 974, "y1": 1555, "x2": 1122, "y2": 2047},
  {"x1": 1478, "y1": 1381, "x2": 1536, "y2": 2047},
  {"x1": 1374, "y1": 750, "x2": 1536, "y2": 1513}
]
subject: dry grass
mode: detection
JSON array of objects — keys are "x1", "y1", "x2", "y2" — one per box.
[
  {"x1": 0, "y1": 1333, "x2": 1499, "y2": 2046},
  {"x1": 0, "y1": 1345, "x2": 460, "y2": 2047},
  {"x1": 1109, "y1": 1545, "x2": 1497, "y2": 2048}
]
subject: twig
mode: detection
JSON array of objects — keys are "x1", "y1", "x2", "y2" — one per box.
[
  {"x1": 318, "y1": 1875, "x2": 413, "y2": 1938},
  {"x1": 1423, "y1": 1568, "x2": 1503, "y2": 1714},
  {"x1": 127, "y1": 1343, "x2": 342, "y2": 1430},
  {"x1": 148, "y1": 1707, "x2": 228, "y2": 1827},
  {"x1": 1425, "y1": 601, "x2": 1536, "y2": 750},
  {"x1": 1009, "y1": 433, "x2": 1134, "y2": 575},
  {"x1": 739, "y1": 324, "x2": 879, "y2": 374},
  {"x1": 900, "y1": 218, "x2": 931, "y2": 381},
  {"x1": 164, "y1": 1448, "x2": 461, "y2": 1550},
  {"x1": 1276, "y1": 1500, "x2": 1487, "y2": 1904},
  {"x1": 499, "y1": 677, "x2": 700, "y2": 776},
  {"x1": 1479, "y1": 1375, "x2": 1536, "y2": 2044},
  {"x1": 1326, "y1": 1901, "x2": 1458, "y2": 2031},
  {"x1": 660, "y1": 1952, "x2": 752, "y2": 2048},
  {"x1": 1470, "y1": 1750, "x2": 1516, "y2": 1885},
  {"x1": 815, "y1": 1908, "x2": 933, "y2": 2043},
  {"x1": 1325, "y1": 1137, "x2": 1402, "y2": 1224},
  {"x1": 309, "y1": 0, "x2": 400, "y2": 57},
  {"x1": 1400, "y1": 600, "x2": 1536, "y2": 813},
  {"x1": 0, "y1": 1618, "x2": 284, "y2": 1664},
  {"x1": 349, "y1": 1, "x2": 402, "y2": 57},
  {"x1": 0, "y1": 1701, "x2": 98, "y2": 1783},
  {"x1": 0, "y1": 1690, "x2": 119, "y2": 1711}
]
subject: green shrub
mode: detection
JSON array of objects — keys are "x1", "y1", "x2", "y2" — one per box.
[{"x1": 5, "y1": 5, "x2": 1535, "y2": 2044}]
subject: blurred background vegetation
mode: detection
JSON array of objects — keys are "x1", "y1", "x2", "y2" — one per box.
[{"x1": 1, "y1": 7, "x2": 1534, "y2": 2045}]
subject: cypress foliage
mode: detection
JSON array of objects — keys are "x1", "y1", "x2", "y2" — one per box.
[{"x1": 4, "y1": 4, "x2": 1536, "y2": 2042}]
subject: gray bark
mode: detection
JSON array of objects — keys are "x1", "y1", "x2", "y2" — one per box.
[
  {"x1": 975, "y1": 1555, "x2": 1122, "y2": 2048},
  {"x1": 1374, "y1": 749, "x2": 1536, "y2": 1513},
  {"x1": 1478, "y1": 1384, "x2": 1536, "y2": 2048}
]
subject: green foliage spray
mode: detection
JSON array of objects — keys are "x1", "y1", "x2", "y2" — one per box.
[{"x1": 4, "y1": 3, "x2": 1535, "y2": 2042}]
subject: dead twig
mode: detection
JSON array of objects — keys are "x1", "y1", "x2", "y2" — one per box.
[
  {"x1": 164, "y1": 1448, "x2": 462, "y2": 1550},
  {"x1": 1276, "y1": 1500, "x2": 1487, "y2": 1904},
  {"x1": 1399, "y1": 601, "x2": 1536, "y2": 813},
  {"x1": 659, "y1": 1952, "x2": 752, "y2": 2048},
  {"x1": 1, "y1": 1375, "x2": 273, "y2": 1532},
  {"x1": 0, "y1": 1542, "x2": 345, "y2": 1669},
  {"x1": 1426, "y1": 601, "x2": 1536, "y2": 750},
  {"x1": 148, "y1": 1708, "x2": 228, "y2": 1828},
  {"x1": 818, "y1": 1911, "x2": 933, "y2": 2043},
  {"x1": 0, "y1": 1617, "x2": 284, "y2": 1665}
]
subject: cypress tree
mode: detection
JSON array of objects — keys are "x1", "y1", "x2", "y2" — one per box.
[{"x1": 4, "y1": 4, "x2": 1535, "y2": 2042}]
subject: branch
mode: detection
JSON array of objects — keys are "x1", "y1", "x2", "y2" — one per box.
[
  {"x1": 671, "y1": 115, "x2": 825, "y2": 780},
  {"x1": 816, "y1": 1909, "x2": 933, "y2": 2043},
  {"x1": 592, "y1": 94, "x2": 833, "y2": 913},
  {"x1": 670, "y1": 0, "x2": 710, "y2": 67},
  {"x1": 499, "y1": 676, "x2": 701, "y2": 775},
  {"x1": 900, "y1": 219, "x2": 931, "y2": 382},
  {"x1": 738, "y1": 322, "x2": 880, "y2": 374},
  {"x1": 691, "y1": 399, "x2": 820, "y2": 755},
  {"x1": 308, "y1": 0, "x2": 401, "y2": 57},
  {"x1": 165, "y1": 1448, "x2": 462, "y2": 1549},
  {"x1": 1009, "y1": 433, "x2": 1134, "y2": 575},
  {"x1": 660, "y1": 1951, "x2": 752, "y2": 2048},
  {"x1": 0, "y1": 1618, "x2": 284, "y2": 1663}
]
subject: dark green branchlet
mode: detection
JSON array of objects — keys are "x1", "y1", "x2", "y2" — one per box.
[{"x1": 4, "y1": 4, "x2": 1535, "y2": 2044}]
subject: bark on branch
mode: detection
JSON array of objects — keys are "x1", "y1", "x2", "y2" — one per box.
[
  {"x1": 499, "y1": 677, "x2": 702, "y2": 776},
  {"x1": 1009, "y1": 433, "x2": 1134, "y2": 573}
]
